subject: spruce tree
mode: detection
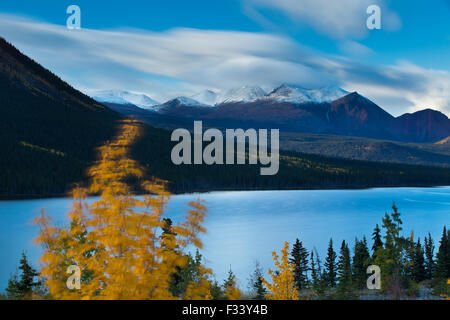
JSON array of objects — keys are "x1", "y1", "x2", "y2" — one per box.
[
  {"x1": 352, "y1": 237, "x2": 371, "y2": 289},
  {"x1": 5, "y1": 252, "x2": 40, "y2": 300},
  {"x1": 248, "y1": 261, "x2": 267, "y2": 300},
  {"x1": 290, "y1": 238, "x2": 309, "y2": 291},
  {"x1": 436, "y1": 226, "x2": 449, "y2": 279},
  {"x1": 372, "y1": 224, "x2": 383, "y2": 256},
  {"x1": 424, "y1": 233, "x2": 435, "y2": 280},
  {"x1": 411, "y1": 238, "x2": 426, "y2": 283},
  {"x1": 337, "y1": 240, "x2": 352, "y2": 296},
  {"x1": 324, "y1": 239, "x2": 337, "y2": 288},
  {"x1": 310, "y1": 250, "x2": 319, "y2": 292}
]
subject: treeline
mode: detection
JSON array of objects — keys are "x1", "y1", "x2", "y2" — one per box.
[
  {"x1": 3, "y1": 205, "x2": 449, "y2": 300},
  {"x1": 279, "y1": 205, "x2": 450, "y2": 299}
]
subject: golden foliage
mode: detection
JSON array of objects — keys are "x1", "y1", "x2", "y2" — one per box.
[
  {"x1": 224, "y1": 270, "x2": 242, "y2": 300},
  {"x1": 34, "y1": 120, "x2": 209, "y2": 300},
  {"x1": 261, "y1": 241, "x2": 299, "y2": 300},
  {"x1": 442, "y1": 279, "x2": 450, "y2": 300}
]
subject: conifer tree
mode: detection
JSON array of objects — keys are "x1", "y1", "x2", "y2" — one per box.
[
  {"x1": 310, "y1": 251, "x2": 319, "y2": 292},
  {"x1": 170, "y1": 250, "x2": 212, "y2": 299},
  {"x1": 209, "y1": 280, "x2": 225, "y2": 300},
  {"x1": 262, "y1": 242, "x2": 299, "y2": 300},
  {"x1": 352, "y1": 237, "x2": 371, "y2": 290},
  {"x1": 372, "y1": 224, "x2": 383, "y2": 257},
  {"x1": 436, "y1": 226, "x2": 449, "y2": 279},
  {"x1": 248, "y1": 261, "x2": 267, "y2": 300},
  {"x1": 337, "y1": 240, "x2": 352, "y2": 296},
  {"x1": 411, "y1": 238, "x2": 425, "y2": 283},
  {"x1": 34, "y1": 120, "x2": 209, "y2": 300},
  {"x1": 323, "y1": 239, "x2": 337, "y2": 288},
  {"x1": 373, "y1": 204, "x2": 408, "y2": 297},
  {"x1": 290, "y1": 238, "x2": 309, "y2": 291},
  {"x1": 5, "y1": 252, "x2": 41, "y2": 300},
  {"x1": 424, "y1": 233, "x2": 435, "y2": 280}
]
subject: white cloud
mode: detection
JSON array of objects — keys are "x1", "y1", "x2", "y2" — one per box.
[
  {"x1": 0, "y1": 14, "x2": 448, "y2": 116},
  {"x1": 243, "y1": 0, "x2": 401, "y2": 38},
  {"x1": 345, "y1": 62, "x2": 450, "y2": 116}
]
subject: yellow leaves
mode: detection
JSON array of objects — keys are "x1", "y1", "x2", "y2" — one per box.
[
  {"x1": 442, "y1": 279, "x2": 450, "y2": 300},
  {"x1": 225, "y1": 285, "x2": 242, "y2": 301},
  {"x1": 34, "y1": 119, "x2": 209, "y2": 300},
  {"x1": 184, "y1": 265, "x2": 214, "y2": 300},
  {"x1": 261, "y1": 241, "x2": 299, "y2": 300}
]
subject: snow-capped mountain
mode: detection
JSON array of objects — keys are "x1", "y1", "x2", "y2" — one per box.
[
  {"x1": 265, "y1": 85, "x2": 349, "y2": 104},
  {"x1": 160, "y1": 96, "x2": 212, "y2": 108},
  {"x1": 191, "y1": 90, "x2": 218, "y2": 106},
  {"x1": 91, "y1": 90, "x2": 160, "y2": 110},
  {"x1": 218, "y1": 85, "x2": 266, "y2": 104}
]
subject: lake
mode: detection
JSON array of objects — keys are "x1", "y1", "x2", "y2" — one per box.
[{"x1": 0, "y1": 187, "x2": 449, "y2": 292}]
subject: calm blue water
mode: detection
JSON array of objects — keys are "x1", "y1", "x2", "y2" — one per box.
[{"x1": 0, "y1": 187, "x2": 449, "y2": 291}]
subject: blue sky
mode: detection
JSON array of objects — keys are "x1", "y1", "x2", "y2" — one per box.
[{"x1": 0, "y1": 0, "x2": 449, "y2": 116}]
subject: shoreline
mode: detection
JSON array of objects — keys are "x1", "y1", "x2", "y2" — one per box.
[{"x1": 1, "y1": 183, "x2": 449, "y2": 201}]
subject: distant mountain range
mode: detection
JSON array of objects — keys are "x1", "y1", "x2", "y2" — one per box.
[
  {"x1": 92, "y1": 84, "x2": 349, "y2": 109},
  {"x1": 95, "y1": 85, "x2": 450, "y2": 144}
]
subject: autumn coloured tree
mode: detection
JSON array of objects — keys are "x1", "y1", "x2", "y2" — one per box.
[
  {"x1": 34, "y1": 120, "x2": 209, "y2": 300},
  {"x1": 223, "y1": 269, "x2": 241, "y2": 300},
  {"x1": 262, "y1": 241, "x2": 299, "y2": 300}
]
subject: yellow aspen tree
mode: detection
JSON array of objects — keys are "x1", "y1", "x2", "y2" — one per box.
[
  {"x1": 223, "y1": 269, "x2": 242, "y2": 300},
  {"x1": 184, "y1": 263, "x2": 213, "y2": 300},
  {"x1": 225, "y1": 281, "x2": 242, "y2": 300},
  {"x1": 262, "y1": 241, "x2": 299, "y2": 300},
  {"x1": 35, "y1": 120, "x2": 209, "y2": 300}
]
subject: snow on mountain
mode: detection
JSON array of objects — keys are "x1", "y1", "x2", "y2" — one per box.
[
  {"x1": 265, "y1": 85, "x2": 349, "y2": 104},
  {"x1": 218, "y1": 85, "x2": 266, "y2": 104},
  {"x1": 191, "y1": 90, "x2": 218, "y2": 106},
  {"x1": 91, "y1": 90, "x2": 160, "y2": 110},
  {"x1": 163, "y1": 96, "x2": 212, "y2": 108}
]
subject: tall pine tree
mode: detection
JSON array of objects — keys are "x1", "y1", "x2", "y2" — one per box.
[
  {"x1": 352, "y1": 237, "x2": 371, "y2": 290},
  {"x1": 411, "y1": 238, "x2": 426, "y2": 283},
  {"x1": 424, "y1": 233, "x2": 435, "y2": 280},
  {"x1": 337, "y1": 240, "x2": 352, "y2": 296},
  {"x1": 372, "y1": 224, "x2": 383, "y2": 257},
  {"x1": 324, "y1": 239, "x2": 337, "y2": 288},
  {"x1": 436, "y1": 226, "x2": 449, "y2": 279},
  {"x1": 290, "y1": 238, "x2": 309, "y2": 291}
]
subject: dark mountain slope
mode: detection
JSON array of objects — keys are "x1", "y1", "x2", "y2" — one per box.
[
  {"x1": 327, "y1": 92, "x2": 396, "y2": 139},
  {"x1": 0, "y1": 38, "x2": 121, "y2": 195},
  {"x1": 396, "y1": 109, "x2": 450, "y2": 143}
]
